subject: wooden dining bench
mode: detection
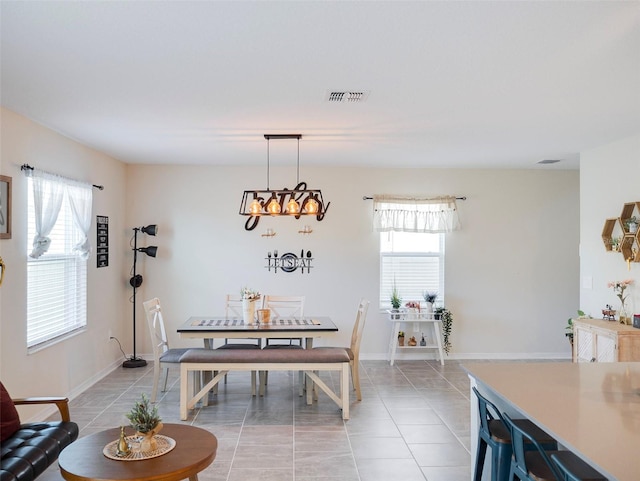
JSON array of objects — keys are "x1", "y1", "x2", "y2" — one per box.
[{"x1": 179, "y1": 348, "x2": 351, "y2": 420}]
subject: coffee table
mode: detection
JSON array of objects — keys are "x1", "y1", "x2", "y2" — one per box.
[{"x1": 58, "y1": 424, "x2": 217, "y2": 481}]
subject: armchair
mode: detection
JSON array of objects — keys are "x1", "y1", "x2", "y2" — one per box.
[{"x1": 1, "y1": 382, "x2": 79, "y2": 481}]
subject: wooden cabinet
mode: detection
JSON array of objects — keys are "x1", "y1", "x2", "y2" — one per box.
[{"x1": 573, "y1": 318, "x2": 640, "y2": 362}]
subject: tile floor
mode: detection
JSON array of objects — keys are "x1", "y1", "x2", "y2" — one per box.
[{"x1": 41, "y1": 359, "x2": 474, "y2": 481}]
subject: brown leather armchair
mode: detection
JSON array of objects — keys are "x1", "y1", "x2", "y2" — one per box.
[{"x1": 1, "y1": 391, "x2": 79, "y2": 481}]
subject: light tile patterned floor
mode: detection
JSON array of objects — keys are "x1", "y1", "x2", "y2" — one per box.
[{"x1": 41, "y1": 360, "x2": 473, "y2": 481}]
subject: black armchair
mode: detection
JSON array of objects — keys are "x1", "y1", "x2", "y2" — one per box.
[{"x1": 1, "y1": 385, "x2": 79, "y2": 481}]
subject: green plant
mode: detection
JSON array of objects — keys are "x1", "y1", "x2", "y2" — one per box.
[
  {"x1": 126, "y1": 394, "x2": 161, "y2": 433},
  {"x1": 434, "y1": 307, "x2": 453, "y2": 354},
  {"x1": 624, "y1": 216, "x2": 638, "y2": 233},
  {"x1": 566, "y1": 310, "x2": 586, "y2": 344},
  {"x1": 422, "y1": 291, "x2": 438, "y2": 303},
  {"x1": 398, "y1": 331, "x2": 405, "y2": 338},
  {"x1": 610, "y1": 236, "x2": 621, "y2": 250},
  {"x1": 390, "y1": 285, "x2": 402, "y2": 310}
]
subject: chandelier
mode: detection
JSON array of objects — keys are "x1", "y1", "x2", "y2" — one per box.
[{"x1": 239, "y1": 134, "x2": 329, "y2": 231}]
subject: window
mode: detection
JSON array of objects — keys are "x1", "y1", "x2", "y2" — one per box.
[
  {"x1": 26, "y1": 174, "x2": 91, "y2": 350},
  {"x1": 380, "y1": 231, "x2": 444, "y2": 310}
]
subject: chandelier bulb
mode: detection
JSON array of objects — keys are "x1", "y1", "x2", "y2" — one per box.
[
  {"x1": 267, "y1": 197, "x2": 281, "y2": 215},
  {"x1": 304, "y1": 198, "x2": 319, "y2": 214},
  {"x1": 286, "y1": 198, "x2": 301, "y2": 214},
  {"x1": 249, "y1": 199, "x2": 262, "y2": 215}
]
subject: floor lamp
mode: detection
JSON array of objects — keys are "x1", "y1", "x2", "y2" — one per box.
[{"x1": 123, "y1": 224, "x2": 158, "y2": 368}]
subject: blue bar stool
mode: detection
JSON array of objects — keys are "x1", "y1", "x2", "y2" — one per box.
[
  {"x1": 473, "y1": 387, "x2": 557, "y2": 481},
  {"x1": 551, "y1": 452, "x2": 607, "y2": 481},
  {"x1": 503, "y1": 412, "x2": 606, "y2": 481}
]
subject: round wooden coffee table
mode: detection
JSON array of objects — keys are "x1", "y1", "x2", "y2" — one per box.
[{"x1": 58, "y1": 424, "x2": 217, "y2": 481}]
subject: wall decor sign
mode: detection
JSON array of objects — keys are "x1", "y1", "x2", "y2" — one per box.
[
  {"x1": 0, "y1": 175, "x2": 12, "y2": 239},
  {"x1": 265, "y1": 249, "x2": 313, "y2": 273},
  {"x1": 96, "y1": 215, "x2": 109, "y2": 268}
]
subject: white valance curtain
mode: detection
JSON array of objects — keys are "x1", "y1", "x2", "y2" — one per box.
[
  {"x1": 373, "y1": 195, "x2": 461, "y2": 233},
  {"x1": 28, "y1": 169, "x2": 93, "y2": 259}
]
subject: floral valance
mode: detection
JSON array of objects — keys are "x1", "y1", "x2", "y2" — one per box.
[{"x1": 372, "y1": 195, "x2": 461, "y2": 233}]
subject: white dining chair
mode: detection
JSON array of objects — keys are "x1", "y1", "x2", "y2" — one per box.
[
  {"x1": 260, "y1": 295, "x2": 305, "y2": 393},
  {"x1": 216, "y1": 294, "x2": 261, "y2": 395},
  {"x1": 313, "y1": 298, "x2": 369, "y2": 400},
  {"x1": 143, "y1": 297, "x2": 197, "y2": 402},
  {"x1": 262, "y1": 295, "x2": 305, "y2": 347}
]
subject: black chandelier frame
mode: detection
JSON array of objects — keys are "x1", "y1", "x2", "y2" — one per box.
[{"x1": 239, "y1": 134, "x2": 330, "y2": 231}]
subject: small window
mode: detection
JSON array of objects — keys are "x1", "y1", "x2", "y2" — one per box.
[
  {"x1": 27, "y1": 177, "x2": 87, "y2": 350},
  {"x1": 380, "y1": 231, "x2": 444, "y2": 310}
]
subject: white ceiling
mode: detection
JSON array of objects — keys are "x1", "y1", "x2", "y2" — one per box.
[{"x1": 2, "y1": 1, "x2": 639, "y2": 169}]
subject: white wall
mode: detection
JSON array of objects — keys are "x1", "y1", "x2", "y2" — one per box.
[
  {"x1": 0, "y1": 108, "x2": 128, "y2": 415},
  {"x1": 126, "y1": 164, "x2": 580, "y2": 361},
  {"x1": 579, "y1": 133, "x2": 640, "y2": 318},
  {"x1": 0, "y1": 107, "x2": 582, "y2": 422}
]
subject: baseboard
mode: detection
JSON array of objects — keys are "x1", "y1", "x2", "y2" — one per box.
[{"x1": 360, "y1": 352, "x2": 572, "y2": 361}]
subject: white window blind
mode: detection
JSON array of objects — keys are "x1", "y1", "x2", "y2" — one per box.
[
  {"x1": 27, "y1": 175, "x2": 88, "y2": 349},
  {"x1": 380, "y1": 231, "x2": 444, "y2": 310}
]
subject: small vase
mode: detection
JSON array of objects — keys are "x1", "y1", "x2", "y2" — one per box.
[
  {"x1": 242, "y1": 299, "x2": 256, "y2": 325},
  {"x1": 619, "y1": 303, "x2": 631, "y2": 325},
  {"x1": 425, "y1": 302, "x2": 434, "y2": 316},
  {"x1": 137, "y1": 422, "x2": 162, "y2": 453},
  {"x1": 398, "y1": 336, "x2": 405, "y2": 346}
]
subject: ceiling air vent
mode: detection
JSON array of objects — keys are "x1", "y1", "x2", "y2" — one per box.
[
  {"x1": 326, "y1": 91, "x2": 370, "y2": 103},
  {"x1": 537, "y1": 159, "x2": 562, "y2": 165}
]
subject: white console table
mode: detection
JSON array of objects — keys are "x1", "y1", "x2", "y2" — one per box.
[{"x1": 387, "y1": 309, "x2": 445, "y2": 366}]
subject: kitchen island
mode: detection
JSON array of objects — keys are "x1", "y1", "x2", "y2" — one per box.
[{"x1": 464, "y1": 361, "x2": 640, "y2": 481}]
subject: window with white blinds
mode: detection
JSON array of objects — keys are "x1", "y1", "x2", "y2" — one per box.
[
  {"x1": 27, "y1": 177, "x2": 87, "y2": 349},
  {"x1": 380, "y1": 231, "x2": 444, "y2": 310}
]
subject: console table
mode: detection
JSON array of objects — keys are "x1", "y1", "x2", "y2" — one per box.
[
  {"x1": 387, "y1": 310, "x2": 444, "y2": 365},
  {"x1": 573, "y1": 317, "x2": 640, "y2": 362}
]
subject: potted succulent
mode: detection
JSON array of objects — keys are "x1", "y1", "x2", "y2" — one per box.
[
  {"x1": 126, "y1": 394, "x2": 163, "y2": 452},
  {"x1": 624, "y1": 216, "x2": 638, "y2": 234},
  {"x1": 390, "y1": 285, "x2": 402, "y2": 311},
  {"x1": 610, "y1": 236, "x2": 621, "y2": 252},
  {"x1": 398, "y1": 330, "x2": 405, "y2": 346},
  {"x1": 422, "y1": 291, "x2": 438, "y2": 314},
  {"x1": 434, "y1": 307, "x2": 453, "y2": 355}
]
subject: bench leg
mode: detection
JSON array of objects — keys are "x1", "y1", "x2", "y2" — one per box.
[{"x1": 180, "y1": 365, "x2": 189, "y2": 420}]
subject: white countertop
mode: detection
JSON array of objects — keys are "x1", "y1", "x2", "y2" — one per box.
[{"x1": 464, "y1": 362, "x2": 640, "y2": 481}]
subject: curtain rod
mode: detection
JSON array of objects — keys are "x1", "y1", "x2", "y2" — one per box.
[
  {"x1": 20, "y1": 164, "x2": 104, "y2": 190},
  {"x1": 362, "y1": 195, "x2": 466, "y2": 201}
]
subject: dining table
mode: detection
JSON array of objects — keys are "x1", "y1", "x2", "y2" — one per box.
[
  {"x1": 177, "y1": 315, "x2": 338, "y2": 348},
  {"x1": 177, "y1": 316, "x2": 339, "y2": 403}
]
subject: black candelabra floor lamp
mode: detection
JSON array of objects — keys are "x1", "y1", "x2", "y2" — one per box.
[{"x1": 123, "y1": 224, "x2": 158, "y2": 368}]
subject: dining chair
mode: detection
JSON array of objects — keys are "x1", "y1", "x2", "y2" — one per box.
[
  {"x1": 472, "y1": 387, "x2": 557, "y2": 481},
  {"x1": 313, "y1": 298, "x2": 369, "y2": 401},
  {"x1": 260, "y1": 295, "x2": 306, "y2": 393},
  {"x1": 262, "y1": 295, "x2": 306, "y2": 346},
  {"x1": 502, "y1": 412, "x2": 603, "y2": 481},
  {"x1": 216, "y1": 294, "x2": 260, "y2": 395},
  {"x1": 143, "y1": 297, "x2": 197, "y2": 402},
  {"x1": 219, "y1": 294, "x2": 262, "y2": 349}
]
